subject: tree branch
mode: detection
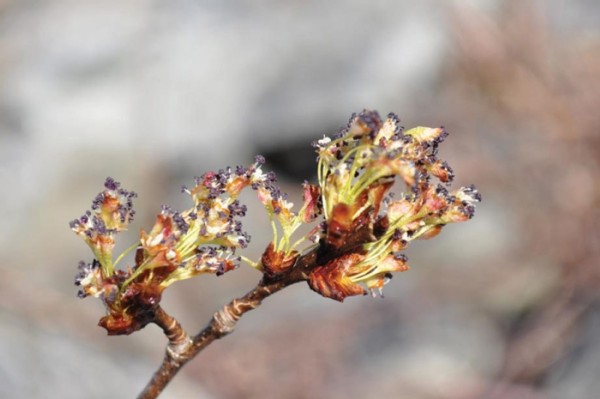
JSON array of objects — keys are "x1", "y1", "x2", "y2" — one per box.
[
  {"x1": 137, "y1": 247, "x2": 318, "y2": 399},
  {"x1": 153, "y1": 307, "x2": 192, "y2": 360}
]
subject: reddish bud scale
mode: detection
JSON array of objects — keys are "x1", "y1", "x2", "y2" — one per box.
[
  {"x1": 309, "y1": 253, "x2": 367, "y2": 301},
  {"x1": 325, "y1": 203, "x2": 353, "y2": 248},
  {"x1": 300, "y1": 183, "x2": 321, "y2": 223},
  {"x1": 97, "y1": 270, "x2": 170, "y2": 335},
  {"x1": 325, "y1": 203, "x2": 375, "y2": 250},
  {"x1": 99, "y1": 306, "x2": 157, "y2": 336},
  {"x1": 261, "y1": 242, "x2": 299, "y2": 277}
]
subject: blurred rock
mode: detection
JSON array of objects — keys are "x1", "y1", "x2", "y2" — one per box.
[{"x1": 0, "y1": 0, "x2": 598, "y2": 398}]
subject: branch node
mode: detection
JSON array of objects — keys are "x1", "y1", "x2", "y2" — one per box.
[
  {"x1": 166, "y1": 337, "x2": 193, "y2": 361},
  {"x1": 213, "y1": 298, "x2": 249, "y2": 334}
]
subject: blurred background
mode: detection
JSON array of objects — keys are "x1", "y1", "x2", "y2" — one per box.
[{"x1": 1, "y1": 0, "x2": 599, "y2": 398}]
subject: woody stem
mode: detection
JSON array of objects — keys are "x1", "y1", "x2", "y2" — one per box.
[{"x1": 137, "y1": 247, "x2": 319, "y2": 399}]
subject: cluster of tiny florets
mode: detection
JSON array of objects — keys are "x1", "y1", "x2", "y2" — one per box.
[
  {"x1": 70, "y1": 159, "x2": 280, "y2": 335},
  {"x1": 69, "y1": 177, "x2": 137, "y2": 234},
  {"x1": 308, "y1": 110, "x2": 480, "y2": 300},
  {"x1": 69, "y1": 177, "x2": 138, "y2": 276},
  {"x1": 71, "y1": 110, "x2": 480, "y2": 333}
]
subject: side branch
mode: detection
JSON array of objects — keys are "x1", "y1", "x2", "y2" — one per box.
[
  {"x1": 153, "y1": 307, "x2": 192, "y2": 359},
  {"x1": 137, "y1": 248, "x2": 318, "y2": 399}
]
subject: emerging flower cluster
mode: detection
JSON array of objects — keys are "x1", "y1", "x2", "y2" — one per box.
[
  {"x1": 308, "y1": 110, "x2": 480, "y2": 300},
  {"x1": 71, "y1": 158, "x2": 275, "y2": 334},
  {"x1": 71, "y1": 110, "x2": 480, "y2": 334}
]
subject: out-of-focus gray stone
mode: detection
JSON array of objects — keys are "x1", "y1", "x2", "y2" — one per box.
[
  {"x1": 546, "y1": 307, "x2": 600, "y2": 399},
  {"x1": 0, "y1": 310, "x2": 211, "y2": 399},
  {"x1": 0, "y1": 0, "x2": 598, "y2": 398}
]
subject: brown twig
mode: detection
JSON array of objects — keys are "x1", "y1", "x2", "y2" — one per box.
[
  {"x1": 137, "y1": 247, "x2": 318, "y2": 399},
  {"x1": 153, "y1": 307, "x2": 192, "y2": 360}
]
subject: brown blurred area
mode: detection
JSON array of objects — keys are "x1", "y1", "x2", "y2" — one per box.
[{"x1": 0, "y1": 1, "x2": 599, "y2": 398}]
